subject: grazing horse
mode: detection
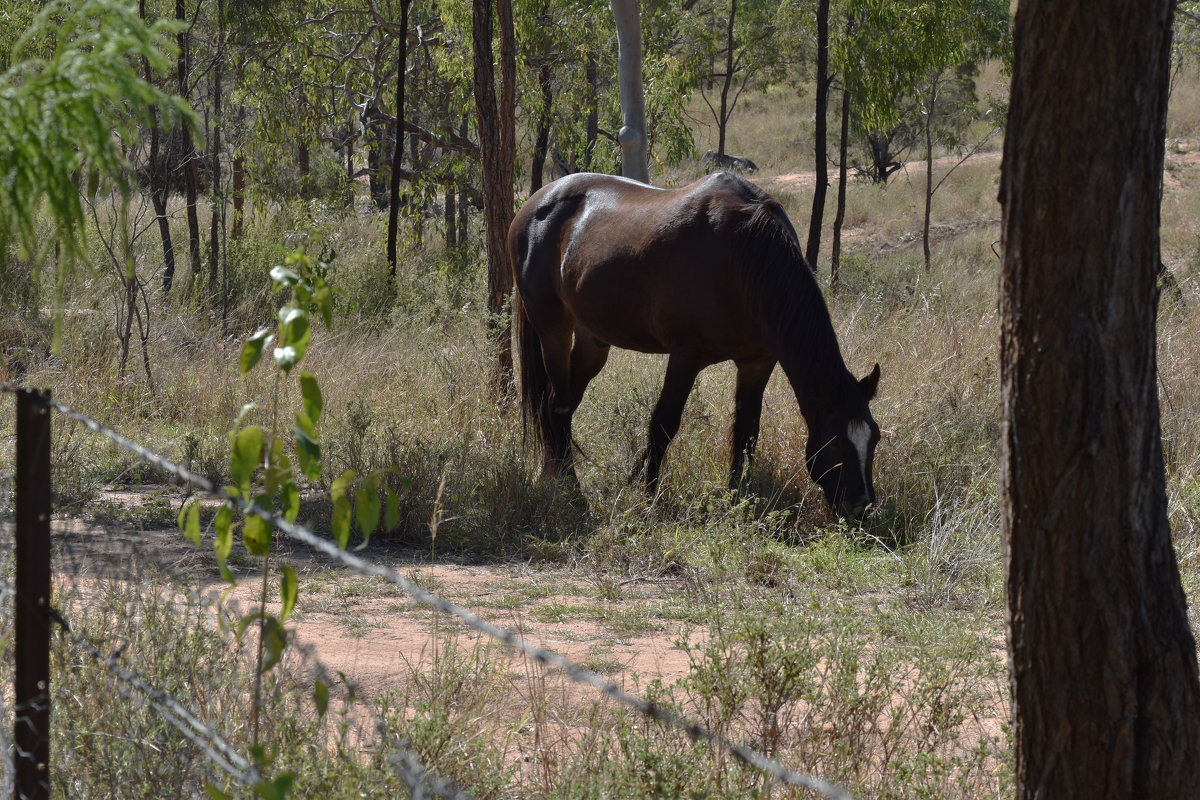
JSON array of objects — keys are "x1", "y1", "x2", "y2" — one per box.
[{"x1": 506, "y1": 171, "x2": 881, "y2": 516}]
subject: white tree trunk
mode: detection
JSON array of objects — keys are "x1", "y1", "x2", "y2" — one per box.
[{"x1": 610, "y1": 0, "x2": 649, "y2": 183}]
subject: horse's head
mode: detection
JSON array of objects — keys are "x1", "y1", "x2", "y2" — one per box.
[{"x1": 806, "y1": 363, "x2": 881, "y2": 518}]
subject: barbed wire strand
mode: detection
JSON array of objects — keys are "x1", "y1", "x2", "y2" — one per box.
[
  {"x1": 0, "y1": 572, "x2": 258, "y2": 786},
  {"x1": 29, "y1": 393, "x2": 854, "y2": 800}
]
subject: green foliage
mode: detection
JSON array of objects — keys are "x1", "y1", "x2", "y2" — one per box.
[{"x1": 0, "y1": 0, "x2": 195, "y2": 292}]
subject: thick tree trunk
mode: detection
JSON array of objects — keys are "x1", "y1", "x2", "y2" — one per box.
[
  {"x1": 805, "y1": 0, "x2": 829, "y2": 272},
  {"x1": 387, "y1": 0, "x2": 411, "y2": 287},
  {"x1": 999, "y1": 1, "x2": 1200, "y2": 797},
  {"x1": 176, "y1": 0, "x2": 201, "y2": 292},
  {"x1": 472, "y1": 0, "x2": 516, "y2": 392},
  {"x1": 610, "y1": 0, "x2": 648, "y2": 183},
  {"x1": 830, "y1": 85, "x2": 850, "y2": 289}
]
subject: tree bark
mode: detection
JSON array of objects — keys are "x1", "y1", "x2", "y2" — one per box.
[
  {"x1": 716, "y1": 0, "x2": 738, "y2": 156},
  {"x1": 530, "y1": 62, "x2": 554, "y2": 194},
  {"x1": 387, "y1": 0, "x2": 411, "y2": 287},
  {"x1": 472, "y1": 0, "x2": 515, "y2": 393},
  {"x1": 610, "y1": 0, "x2": 649, "y2": 183},
  {"x1": 922, "y1": 74, "x2": 936, "y2": 271},
  {"x1": 208, "y1": 0, "x2": 224, "y2": 291},
  {"x1": 176, "y1": 0, "x2": 202, "y2": 293},
  {"x1": 830, "y1": 85, "x2": 850, "y2": 289},
  {"x1": 805, "y1": 0, "x2": 829, "y2": 272},
  {"x1": 139, "y1": 0, "x2": 175, "y2": 297},
  {"x1": 231, "y1": 152, "x2": 244, "y2": 240},
  {"x1": 999, "y1": 1, "x2": 1200, "y2": 797}
]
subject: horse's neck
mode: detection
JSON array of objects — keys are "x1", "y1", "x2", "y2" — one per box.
[{"x1": 774, "y1": 329, "x2": 850, "y2": 427}]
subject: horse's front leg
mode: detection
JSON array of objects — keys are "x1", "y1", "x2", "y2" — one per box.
[
  {"x1": 637, "y1": 353, "x2": 703, "y2": 495},
  {"x1": 729, "y1": 358, "x2": 775, "y2": 489}
]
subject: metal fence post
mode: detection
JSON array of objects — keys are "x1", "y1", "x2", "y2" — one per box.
[{"x1": 14, "y1": 389, "x2": 51, "y2": 800}]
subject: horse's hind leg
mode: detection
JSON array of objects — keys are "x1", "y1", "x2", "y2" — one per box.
[
  {"x1": 729, "y1": 358, "x2": 775, "y2": 488},
  {"x1": 535, "y1": 323, "x2": 579, "y2": 481},
  {"x1": 569, "y1": 328, "x2": 610, "y2": 412},
  {"x1": 633, "y1": 353, "x2": 703, "y2": 494}
]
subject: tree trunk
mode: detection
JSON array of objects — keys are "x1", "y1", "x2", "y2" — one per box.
[
  {"x1": 387, "y1": 0, "x2": 412, "y2": 287},
  {"x1": 830, "y1": 85, "x2": 850, "y2": 289},
  {"x1": 208, "y1": 3, "x2": 223, "y2": 291},
  {"x1": 530, "y1": 62, "x2": 554, "y2": 194},
  {"x1": 716, "y1": 0, "x2": 738, "y2": 156},
  {"x1": 176, "y1": 0, "x2": 202, "y2": 293},
  {"x1": 472, "y1": 0, "x2": 516, "y2": 393},
  {"x1": 584, "y1": 56, "x2": 599, "y2": 171},
  {"x1": 231, "y1": 152, "x2": 244, "y2": 240},
  {"x1": 805, "y1": 0, "x2": 829, "y2": 272},
  {"x1": 610, "y1": 0, "x2": 649, "y2": 183},
  {"x1": 922, "y1": 76, "x2": 936, "y2": 271},
  {"x1": 139, "y1": 0, "x2": 175, "y2": 297},
  {"x1": 444, "y1": 186, "x2": 457, "y2": 250},
  {"x1": 999, "y1": 1, "x2": 1200, "y2": 797},
  {"x1": 298, "y1": 140, "x2": 311, "y2": 198}
]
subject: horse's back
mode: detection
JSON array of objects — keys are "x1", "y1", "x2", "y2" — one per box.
[{"x1": 510, "y1": 172, "x2": 791, "y2": 359}]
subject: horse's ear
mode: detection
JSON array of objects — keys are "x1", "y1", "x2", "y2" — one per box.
[{"x1": 859, "y1": 363, "x2": 881, "y2": 401}]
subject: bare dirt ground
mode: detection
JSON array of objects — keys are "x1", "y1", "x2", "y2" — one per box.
[{"x1": 54, "y1": 487, "x2": 702, "y2": 706}]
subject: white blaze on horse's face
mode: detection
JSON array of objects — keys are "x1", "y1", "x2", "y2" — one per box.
[{"x1": 846, "y1": 419, "x2": 871, "y2": 492}]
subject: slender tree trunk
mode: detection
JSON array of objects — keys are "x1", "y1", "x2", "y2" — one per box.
[
  {"x1": 1000, "y1": 1, "x2": 1200, "y2": 796},
  {"x1": 231, "y1": 153, "x2": 244, "y2": 239},
  {"x1": 717, "y1": 0, "x2": 738, "y2": 156},
  {"x1": 805, "y1": 0, "x2": 830, "y2": 272},
  {"x1": 444, "y1": 186, "x2": 457, "y2": 249},
  {"x1": 140, "y1": 0, "x2": 175, "y2": 297},
  {"x1": 387, "y1": 0, "x2": 411, "y2": 287},
  {"x1": 176, "y1": 0, "x2": 202, "y2": 292},
  {"x1": 530, "y1": 63, "x2": 554, "y2": 193},
  {"x1": 298, "y1": 141, "x2": 311, "y2": 198},
  {"x1": 922, "y1": 77, "x2": 936, "y2": 271},
  {"x1": 208, "y1": 0, "x2": 224, "y2": 291},
  {"x1": 458, "y1": 116, "x2": 470, "y2": 244},
  {"x1": 830, "y1": 85, "x2": 850, "y2": 289},
  {"x1": 584, "y1": 56, "x2": 599, "y2": 171},
  {"x1": 610, "y1": 0, "x2": 649, "y2": 183},
  {"x1": 472, "y1": 0, "x2": 516, "y2": 392}
]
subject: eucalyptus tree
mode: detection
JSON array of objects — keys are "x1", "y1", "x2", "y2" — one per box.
[
  {"x1": 1000, "y1": 0, "x2": 1200, "y2": 794},
  {"x1": 0, "y1": 0, "x2": 194, "y2": 337}
]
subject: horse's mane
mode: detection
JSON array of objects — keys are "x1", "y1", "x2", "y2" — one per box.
[{"x1": 737, "y1": 194, "x2": 848, "y2": 380}]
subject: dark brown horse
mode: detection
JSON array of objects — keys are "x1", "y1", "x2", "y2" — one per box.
[{"x1": 506, "y1": 171, "x2": 881, "y2": 515}]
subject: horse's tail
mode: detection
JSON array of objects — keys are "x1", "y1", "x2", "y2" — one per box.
[{"x1": 512, "y1": 288, "x2": 553, "y2": 455}]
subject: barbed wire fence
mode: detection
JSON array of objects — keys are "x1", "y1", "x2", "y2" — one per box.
[{"x1": 0, "y1": 383, "x2": 854, "y2": 800}]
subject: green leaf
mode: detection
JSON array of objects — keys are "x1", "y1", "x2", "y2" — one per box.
[
  {"x1": 178, "y1": 499, "x2": 201, "y2": 546},
  {"x1": 252, "y1": 774, "x2": 295, "y2": 800},
  {"x1": 299, "y1": 372, "x2": 322, "y2": 424},
  {"x1": 259, "y1": 615, "x2": 288, "y2": 672},
  {"x1": 384, "y1": 488, "x2": 401, "y2": 533},
  {"x1": 313, "y1": 679, "x2": 329, "y2": 718},
  {"x1": 231, "y1": 425, "x2": 265, "y2": 491},
  {"x1": 292, "y1": 414, "x2": 321, "y2": 482},
  {"x1": 278, "y1": 305, "x2": 305, "y2": 327},
  {"x1": 282, "y1": 481, "x2": 301, "y2": 524},
  {"x1": 332, "y1": 494, "x2": 351, "y2": 549},
  {"x1": 204, "y1": 787, "x2": 232, "y2": 800},
  {"x1": 240, "y1": 328, "x2": 274, "y2": 376},
  {"x1": 285, "y1": 315, "x2": 310, "y2": 364},
  {"x1": 280, "y1": 565, "x2": 298, "y2": 623},
  {"x1": 214, "y1": 504, "x2": 235, "y2": 584},
  {"x1": 269, "y1": 265, "x2": 300, "y2": 286},
  {"x1": 355, "y1": 478, "x2": 381, "y2": 546},
  {"x1": 243, "y1": 513, "x2": 271, "y2": 556}
]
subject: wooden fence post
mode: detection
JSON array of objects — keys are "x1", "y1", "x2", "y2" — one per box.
[{"x1": 14, "y1": 388, "x2": 51, "y2": 800}]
